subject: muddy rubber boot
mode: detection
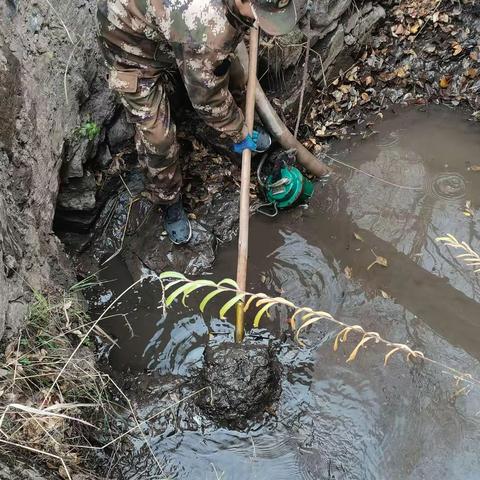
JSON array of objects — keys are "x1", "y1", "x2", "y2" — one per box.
[{"x1": 161, "y1": 199, "x2": 192, "y2": 245}]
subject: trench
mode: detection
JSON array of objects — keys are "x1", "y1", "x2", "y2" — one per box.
[{"x1": 87, "y1": 105, "x2": 480, "y2": 479}]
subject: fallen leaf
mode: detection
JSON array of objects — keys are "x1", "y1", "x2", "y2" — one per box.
[
  {"x1": 463, "y1": 200, "x2": 474, "y2": 217},
  {"x1": 363, "y1": 75, "x2": 374, "y2": 86},
  {"x1": 395, "y1": 66, "x2": 409, "y2": 78},
  {"x1": 466, "y1": 68, "x2": 478, "y2": 79},
  {"x1": 468, "y1": 165, "x2": 480, "y2": 171},
  {"x1": 439, "y1": 76, "x2": 450, "y2": 88},
  {"x1": 344, "y1": 266, "x2": 353, "y2": 279},
  {"x1": 367, "y1": 249, "x2": 389, "y2": 271},
  {"x1": 360, "y1": 92, "x2": 370, "y2": 103},
  {"x1": 380, "y1": 290, "x2": 391, "y2": 299},
  {"x1": 452, "y1": 42, "x2": 463, "y2": 56},
  {"x1": 409, "y1": 21, "x2": 421, "y2": 34},
  {"x1": 353, "y1": 232, "x2": 364, "y2": 242}
]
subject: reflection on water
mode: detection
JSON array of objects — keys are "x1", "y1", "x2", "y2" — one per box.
[{"x1": 90, "y1": 106, "x2": 480, "y2": 479}]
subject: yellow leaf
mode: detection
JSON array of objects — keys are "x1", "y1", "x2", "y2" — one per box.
[
  {"x1": 439, "y1": 76, "x2": 450, "y2": 88},
  {"x1": 384, "y1": 347, "x2": 402, "y2": 366},
  {"x1": 466, "y1": 68, "x2": 478, "y2": 79},
  {"x1": 452, "y1": 42, "x2": 463, "y2": 56},
  {"x1": 353, "y1": 232, "x2": 364, "y2": 242},
  {"x1": 346, "y1": 335, "x2": 374, "y2": 363},
  {"x1": 344, "y1": 266, "x2": 353, "y2": 279},
  {"x1": 253, "y1": 302, "x2": 275, "y2": 328},
  {"x1": 376, "y1": 256, "x2": 388, "y2": 267},
  {"x1": 219, "y1": 294, "x2": 245, "y2": 319}
]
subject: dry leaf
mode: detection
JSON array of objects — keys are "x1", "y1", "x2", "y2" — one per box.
[
  {"x1": 395, "y1": 66, "x2": 409, "y2": 78},
  {"x1": 463, "y1": 200, "x2": 474, "y2": 217},
  {"x1": 353, "y1": 232, "x2": 364, "y2": 242},
  {"x1": 364, "y1": 75, "x2": 374, "y2": 86},
  {"x1": 439, "y1": 76, "x2": 450, "y2": 88},
  {"x1": 360, "y1": 92, "x2": 370, "y2": 102},
  {"x1": 468, "y1": 165, "x2": 480, "y2": 171},
  {"x1": 380, "y1": 289, "x2": 391, "y2": 299},
  {"x1": 344, "y1": 266, "x2": 353, "y2": 279},
  {"x1": 452, "y1": 42, "x2": 463, "y2": 56},
  {"x1": 367, "y1": 249, "x2": 389, "y2": 271},
  {"x1": 409, "y1": 21, "x2": 421, "y2": 34},
  {"x1": 466, "y1": 68, "x2": 478, "y2": 79}
]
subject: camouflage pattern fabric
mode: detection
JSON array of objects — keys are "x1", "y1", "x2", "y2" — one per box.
[{"x1": 97, "y1": 0, "x2": 249, "y2": 204}]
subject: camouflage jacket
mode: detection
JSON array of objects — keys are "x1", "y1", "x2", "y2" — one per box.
[{"x1": 98, "y1": 0, "x2": 251, "y2": 142}]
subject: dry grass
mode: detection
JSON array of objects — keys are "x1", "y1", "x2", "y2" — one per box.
[
  {"x1": 436, "y1": 234, "x2": 480, "y2": 273},
  {"x1": 0, "y1": 281, "x2": 209, "y2": 479}
]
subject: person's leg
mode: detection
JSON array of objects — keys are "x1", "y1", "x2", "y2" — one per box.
[
  {"x1": 108, "y1": 69, "x2": 182, "y2": 205},
  {"x1": 105, "y1": 65, "x2": 191, "y2": 243}
]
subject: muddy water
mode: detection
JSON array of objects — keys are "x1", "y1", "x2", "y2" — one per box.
[{"x1": 91, "y1": 106, "x2": 480, "y2": 479}]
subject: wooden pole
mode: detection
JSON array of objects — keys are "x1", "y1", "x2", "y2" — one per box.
[{"x1": 235, "y1": 24, "x2": 259, "y2": 343}]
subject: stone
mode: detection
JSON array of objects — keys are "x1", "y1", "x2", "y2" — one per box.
[
  {"x1": 107, "y1": 111, "x2": 135, "y2": 154},
  {"x1": 57, "y1": 170, "x2": 97, "y2": 211},
  {"x1": 311, "y1": 0, "x2": 351, "y2": 37},
  {"x1": 96, "y1": 142, "x2": 112, "y2": 169}
]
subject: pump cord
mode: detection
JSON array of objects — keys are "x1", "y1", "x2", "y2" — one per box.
[{"x1": 321, "y1": 152, "x2": 424, "y2": 191}]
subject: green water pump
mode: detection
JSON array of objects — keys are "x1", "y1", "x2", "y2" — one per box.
[{"x1": 261, "y1": 150, "x2": 314, "y2": 210}]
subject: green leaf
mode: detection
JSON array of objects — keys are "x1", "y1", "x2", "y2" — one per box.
[
  {"x1": 163, "y1": 279, "x2": 185, "y2": 291},
  {"x1": 159, "y1": 271, "x2": 186, "y2": 281},
  {"x1": 199, "y1": 289, "x2": 224, "y2": 313},
  {"x1": 219, "y1": 294, "x2": 245, "y2": 319},
  {"x1": 166, "y1": 283, "x2": 193, "y2": 307},
  {"x1": 217, "y1": 278, "x2": 239, "y2": 289},
  {"x1": 253, "y1": 302, "x2": 275, "y2": 328},
  {"x1": 181, "y1": 280, "x2": 217, "y2": 306}
]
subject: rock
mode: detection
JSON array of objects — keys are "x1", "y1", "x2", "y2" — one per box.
[
  {"x1": 344, "y1": 4, "x2": 386, "y2": 46},
  {"x1": 57, "y1": 171, "x2": 97, "y2": 211},
  {"x1": 96, "y1": 143, "x2": 112, "y2": 169},
  {"x1": 107, "y1": 111, "x2": 135, "y2": 154},
  {"x1": 196, "y1": 342, "x2": 282, "y2": 429},
  {"x1": 311, "y1": 0, "x2": 351, "y2": 36}
]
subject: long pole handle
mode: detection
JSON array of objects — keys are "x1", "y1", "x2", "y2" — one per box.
[{"x1": 235, "y1": 24, "x2": 259, "y2": 343}]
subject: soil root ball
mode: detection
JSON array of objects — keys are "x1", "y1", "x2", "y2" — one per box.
[{"x1": 196, "y1": 342, "x2": 282, "y2": 429}]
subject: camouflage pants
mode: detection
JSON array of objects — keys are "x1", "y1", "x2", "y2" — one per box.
[
  {"x1": 99, "y1": 29, "x2": 247, "y2": 204},
  {"x1": 101, "y1": 47, "x2": 182, "y2": 205}
]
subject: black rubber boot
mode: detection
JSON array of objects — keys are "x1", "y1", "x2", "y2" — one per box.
[{"x1": 161, "y1": 199, "x2": 192, "y2": 245}]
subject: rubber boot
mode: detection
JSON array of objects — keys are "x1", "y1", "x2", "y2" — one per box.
[{"x1": 161, "y1": 199, "x2": 192, "y2": 245}]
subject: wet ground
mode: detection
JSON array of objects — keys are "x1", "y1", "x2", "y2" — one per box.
[{"x1": 89, "y1": 105, "x2": 480, "y2": 479}]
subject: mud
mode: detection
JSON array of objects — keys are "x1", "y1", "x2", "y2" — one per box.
[
  {"x1": 85, "y1": 105, "x2": 480, "y2": 479},
  {"x1": 196, "y1": 342, "x2": 282, "y2": 429}
]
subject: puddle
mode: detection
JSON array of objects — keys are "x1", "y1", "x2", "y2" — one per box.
[{"x1": 89, "y1": 105, "x2": 480, "y2": 479}]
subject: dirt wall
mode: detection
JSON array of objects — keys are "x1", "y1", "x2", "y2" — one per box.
[{"x1": 0, "y1": 0, "x2": 117, "y2": 341}]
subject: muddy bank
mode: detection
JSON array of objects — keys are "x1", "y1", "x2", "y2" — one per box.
[
  {"x1": 89, "y1": 105, "x2": 480, "y2": 479},
  {"x1": 0, "y1": 0, "x2": 112, "y2": 339}
]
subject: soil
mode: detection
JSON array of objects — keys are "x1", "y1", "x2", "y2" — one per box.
[{"x1": 196, "y1": 342, "x2": 282, "y2": 429}]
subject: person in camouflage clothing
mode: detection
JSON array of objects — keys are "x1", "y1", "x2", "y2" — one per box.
[{"x1": 97, "y1": 0, "x2": 297, "y2": 244}]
